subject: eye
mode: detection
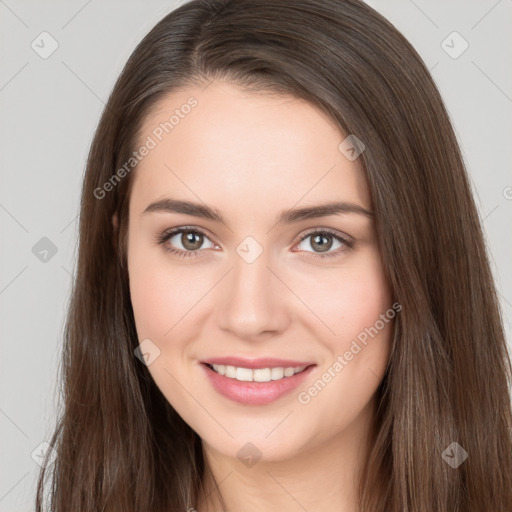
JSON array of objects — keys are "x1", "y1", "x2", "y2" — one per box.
[
  {"x1": 293, "y1": 228, "x2": 354, "y2": 259},
  {"x1": 155, "y1": 227, "x2": 217, "y2": 258},
  {"x1": 156, "y1": 226, "x2": 354, "y2": 260}
]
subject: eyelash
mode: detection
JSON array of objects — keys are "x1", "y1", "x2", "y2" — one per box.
[{"x1": 155, "y1": 226, "x2": 355, "y2": 260}]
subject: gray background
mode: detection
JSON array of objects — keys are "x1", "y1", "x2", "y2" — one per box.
[{"x1": 1, "y1": 1, "x2": 511, "y2": 510}]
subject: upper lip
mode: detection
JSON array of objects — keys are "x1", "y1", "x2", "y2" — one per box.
[{"x1": 202, "y1": 357, "x2": 315, "y2": 369}]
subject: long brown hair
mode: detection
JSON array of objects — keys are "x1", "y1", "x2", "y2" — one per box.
[{"x1": 35, "y1": 0, "x2": 512, "y2": 510}]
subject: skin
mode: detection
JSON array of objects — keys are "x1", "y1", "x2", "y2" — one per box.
[{"x1": 121, "y1": 80, "x2": 394, "y2": 512}]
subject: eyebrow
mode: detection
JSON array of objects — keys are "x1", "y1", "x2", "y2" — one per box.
[{"x1": 142, "y1": 197, "x2": 373, "y2": 227}]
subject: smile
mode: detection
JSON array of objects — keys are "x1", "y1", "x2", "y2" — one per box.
[
  {"x1": 201, "y1": 361, "x2": 316, "y2": 405},
  {"x1": 207, "y1": 363, "x2": 307, "y2": 382}
]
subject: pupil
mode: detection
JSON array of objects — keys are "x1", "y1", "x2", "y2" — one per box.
[
  {"x1": 183, "y1": 232, "x2": 202, "y2": 250},
  {"x1": 312, "y1": 233, "x2": 332, "y2": 253}
]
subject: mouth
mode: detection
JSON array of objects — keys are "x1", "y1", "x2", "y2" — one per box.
[
  {"x1": 200, "y1": 359, "x2": 316, "y2": 406},
  {"x1": 204, "y1": 363, "x2": 310, "y2": 382}
]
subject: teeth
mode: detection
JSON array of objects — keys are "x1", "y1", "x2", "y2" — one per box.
[
  {"x1": 254, "y1": 368, "x2": 271, "y2": 382},
  {"x1": 236, "y1": 367, "x2": 253, "y2": 382},
  {"x1": 225, "y1": 365, "x2": 236, "y2": 378},
  {"x1": 210, "y1": 364, "x2": 307, "y2": 382},
  {"x1": 271, "y1": 367, "x2": 284, "y2": 380}
]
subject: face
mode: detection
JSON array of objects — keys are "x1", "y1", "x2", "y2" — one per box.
[{"x1": 124, "y1": 80, "x2": 394, "y2": 463}]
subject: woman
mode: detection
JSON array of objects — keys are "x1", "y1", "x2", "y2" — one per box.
[{"x1": 35, "y1": 0, "x2": 512, "y2": 511}]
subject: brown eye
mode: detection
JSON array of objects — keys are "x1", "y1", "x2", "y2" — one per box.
[
  {"x1": 309, "y1": 233, "x2": 334, "y2": 253},
  {"x1": 157, "y1": 227, "x2": 216, "y2": 258},
  {"x1": 180, "y1": 231, "x2": 204, "y2": 251},
  {"x1": 295, "y1": 229, "x2": 354, "y2": 259}
]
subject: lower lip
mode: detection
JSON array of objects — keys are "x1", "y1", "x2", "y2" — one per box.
[{"x1": 201, "y1": 363, "x2": 315, "y2": 405}]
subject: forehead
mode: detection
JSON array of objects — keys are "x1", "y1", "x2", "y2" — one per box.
[{"x1": 129, "y1": 81, "x2": 370, "y2": 217}]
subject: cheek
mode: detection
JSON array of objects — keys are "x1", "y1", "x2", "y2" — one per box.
[
  {"x1": 294, "y1": 249, "x2": 393, "y2": 405},
  {"x1": 129, "y1": 250, "x2": 171, "y2": 339},
  {"x1": 127, "y1": 234, "x2": 208, "y2": 339},
  {"x1": 297, "y1": 250, "x2": 392, "y2": 347},
  {"x1": 127, "y1": 251, "x2": 207, "y2": 408},
  {"x1": 129, "y1": 268, "x2": 205, "y2": 346},
  {"x1": 292, "y1": 257, "x2": 393, "y2": 438},
  {"x1": 128, "y1": 235, "x2": 187, "y2": 344}
]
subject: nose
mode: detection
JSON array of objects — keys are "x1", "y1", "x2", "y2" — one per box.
[{"x1": 216, "y1": 247, "x2": 291, "y2": 340}]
